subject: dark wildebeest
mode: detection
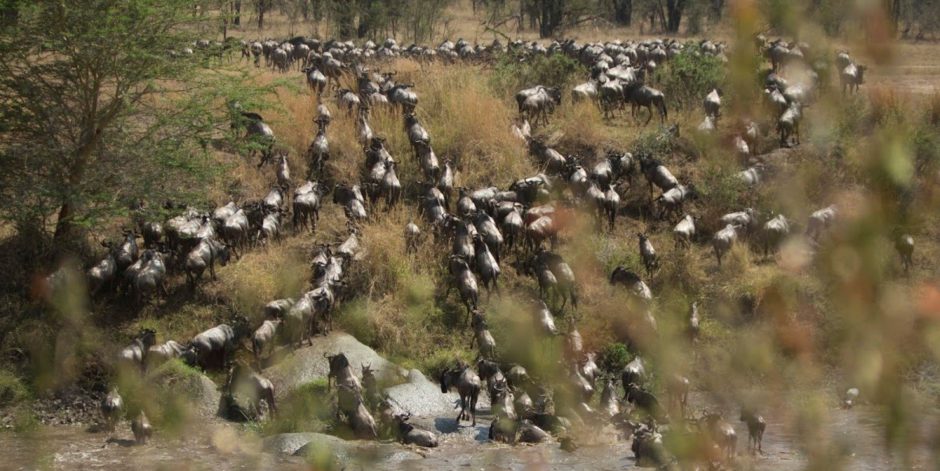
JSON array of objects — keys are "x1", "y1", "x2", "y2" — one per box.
[
  {"x1": 439, "y1": 361, "x2": 482, "y2": 426},
  {"x1": 740, "y1": 408, "x2": 766, "y2": 454}
]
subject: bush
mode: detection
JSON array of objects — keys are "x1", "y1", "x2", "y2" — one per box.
[
  {"x1": 0, "y1": 369, "x2": 29, "y2": 406},
  {"x1": 489, "y1": 52, "x2": 587, "y2": 97},
  {"x1": 653, "y1": 45, "x2": 726, "y2": 111},
  {"x1": 598, "y1": 343, "x2": 632, "y2": 374}
]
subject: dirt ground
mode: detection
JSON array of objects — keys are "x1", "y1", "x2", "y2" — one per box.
[{"x1": 864, "y1": 42, "x2": 940, "y2": 95}]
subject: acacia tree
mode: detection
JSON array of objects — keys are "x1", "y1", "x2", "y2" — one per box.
[{"x1": 0, "y1": 0, "x2": 255, "y2": 249}]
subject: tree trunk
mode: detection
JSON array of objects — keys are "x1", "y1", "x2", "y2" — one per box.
[
  {"x1": 711, "y1": 0, "x2": 723, "y2": 20},
  {"x1": 357, "y1": 0, "x2": 375, "y2": 38},
  {"x1": 257, "y1": 3, "x2": 265, "y2": 30},
  {"x1": 891, "y1": 0, "x2": 901, "y2": 35},
  {"x1": 234, "y1": 0, "x2": 241, "y2": 26},
  {"x1": 612, "y1": 0, "x2": 632, "y2": 25},
  {"x1": 538, "y1": 0, "x2": 563, "y2": 38},
  {"x1": 665, "y1": 0, "x2": 684, "y2": 32},
  {"x1": 655, "y1": 0, "x2": 667, "y2": 31},
  {"x1": 54, "y1": 129, "x2": 99, "y2": 246}
]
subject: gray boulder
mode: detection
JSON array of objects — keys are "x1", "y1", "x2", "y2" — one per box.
[{"x1": 265, "y1": 333, "x2": 406, "y2": 398}]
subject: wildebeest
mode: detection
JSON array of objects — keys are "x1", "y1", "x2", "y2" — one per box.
[
  {"x1": 449, "y1": 255, "x2": 479, "y2": 319},
  {"x1": 534, "y1": 300, "x2": 559, "y2": 337},
  {"x1": 621, "y1": 356, "x2": 647, "y2": 387},
  {"x1": 386, "y1": 83, "x2": 418, "y2": 112},
  {"x1": 114, "y1": 230, "x2": 139, "y2": 272},
  {"x1": 840, "y1": 62, "x2": 867, "y2": 94},
  {"x1": 222, "y1": 209, "x2": 251, "y2": 257},
  {"x1": 472, "y1": 236, "x2": 500, "y2": 292},
  {"x1": 392, "y1": 413, "x2": 439, "y2": 447},
  {"x1": 439, "y1": 360, "x2": 482, "y2": 426},
  {"x1": 326, "y1": 352, "x2": 362, "y2": 392},
  {"x1": 146, "y1": 339, "x2": 191, "y2": 368},
  {"x1": 87, "y1": 243, "x2": 119, "y2": 296},
  {"x1": 252, "y1": 319, "x2": 281, "y2": 367},
  {"x1": 720, "y1": 208, "x2": 760, "y2": 238},
  {"x1": 806, "y1": 204, "x2": 837, "y2": 242},
  {"x1": 667, "y1": 374, "x2": 690, "y2": 418},
  {"x1": 292, "y1": 181, "x2": 322, "y2": 232},
  {"x1": 100, "y1": 387, "x2": 123, "y2": 432},
  {"x1": 131, "y1": 249, "x2": 168, "y2": 303},
  {"x1": 333, "y1": 183, "x2": 368, "y2": 221},
  {"x1": 118, "y1": 328, "x2": 157, "y2": 372},
  {"x1": 405, "y1": 221, "x2": 421, "y2": 253},
  {"x1": 184, "y1": 237, "x2": 230, "y2": 289},
  {"x1": 640, "y1": 156, "x2": 678, "y2": 202},
  {"x1": 470, "y1": 310, "x2": 497, "y2": 359},
  {"x1": 762, "y1": 214, "x2": 790, "y2": 258},
  {"x1": 189, "y1": 321, "x2": 246, "y2": 370},
  {"x1": 306, "y1": 127, "x2": 330, "y2": 178},
  {"x1": 895, "y1": 232, "x2": 914, "y2": 273},
  {"x1": 688, "y1": 301, "x2": 701, "y2": 343},
  {"x1": 225, "y1": 363, "x2": 278, "y2": 420},
  {"x1": 705, "y1": 412, "x2": 738, "y2": 461},
  {"x1": 238, "y1": 113, "x2": 275, "y2": 167},
  {"x1": 842, "y1": 387, "x2": 860, "y2": 409},
  {"x1": 704, "y1": 88, "x2": 721, "y2": 119},
  {"x1": 778, "y1": 102, "x2": 802, "y2": 147},
  {"x1": 610, "y1": 266, "x2": 653, "y2": 305},
  {"x1": 304, "y1": 67, "x2": 327, "y2": 95},
  {"x1": 600, "y1": 377, "x2": 620, "y2": 418},
  {"x1": 624, "y1": 382, "x2": 665, "y2": 421},
  {"x1": 712, "y1": 223, "x2": 740, "y2": 267},
  {"x1": 131, "y1": 410, "x2": 152, "y2": 445},
  {"x1": 638, "y1": 233, "x2": 658, "y2": 277},
  {"x1": 516, "y1": 86, "x2": 562, "y2": 125},
  {"x1": 740, "y1": 408, "x2": 766, "y2": 454},
  {"x1": 673, "y1": 214, "x2": 696, "y2": 249},
  {"x1": 628, "y1": 85, "x2": 667, "y2": 125},
  {"x1": 337, "y1": 384, "x2": 378, "y2": 439}
]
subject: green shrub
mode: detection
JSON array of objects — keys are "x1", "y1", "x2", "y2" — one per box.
[
  {"x1": 0, "y1": 370, "x2": 29, "y2": 406},
  {"x1": 598, "y1": 343, "x2": 632, "y2": 374},
  {"x1": 653, "y1": 45, "x2": 726, "y2": 111},
  {"x1": 489, "y1": 52, "x2": 587, "y2": 97},
  {"x1": 261, "y1": 379, "x2": 332, "y2": 435}
]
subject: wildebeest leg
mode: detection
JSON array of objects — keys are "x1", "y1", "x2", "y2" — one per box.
[
  {"x1": 645, "y1": 105, "x2": 653, "y2": 126},
  {"x1": 470, "y1": 391, "x2": 478, "y2": 426},
  {"x1": 456, "y1": 396, "x2": 466, "y2": 423}
]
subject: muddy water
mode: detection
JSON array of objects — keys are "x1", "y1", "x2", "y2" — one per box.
[{"x1": 0, "y1": 406, "x2": 931, "y2": 470}]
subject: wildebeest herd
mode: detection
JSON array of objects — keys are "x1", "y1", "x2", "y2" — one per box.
[{"x1": 39, "y1": 33, "x2": 907, "y2": 467}]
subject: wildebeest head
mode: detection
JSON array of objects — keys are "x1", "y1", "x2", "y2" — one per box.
[
  {"x1": 361, "y1": 363, "x2": 374, "y2": 380},
  {"x1": 476, "y1": 358, "x2": 500, "y2": 381},
  {"x1": 139, "y1": 328, "x2": 157, "y2": 349},
  {"x1": 218, "y1": 244, "x2": 233, "y2": 266},
  {"x1": 180, "y1": 344, "x2": 198, "y2": 366},
  {"x1": 327, "y1": 353, "x2": 349, "y2": 378},
  {"x1": 438, "y1": 368, "x2": 450, "y2": 393},
  {"x1": 232, "y1": 314, "x2": 251, "y2": 338}
]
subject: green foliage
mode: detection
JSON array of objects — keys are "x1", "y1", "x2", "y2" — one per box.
[
  {"x1": 0, "y1": 0, "x2": 264, "y2": 245},
  {"x1": 653, "y1": 45, "x2": 726, "y2": 111},
  {"x1": 631, "y1": 128, "x2": 680, "y2": 157},
  {"x1": 598, "y1": 343, "x2": 632, "y2": 374},
  {"x1": 261, "y1": 379, "x2": 332, "y2": 434},
  {"x1": 0, "y1": 369, "x2": 29, "y2": 406},
  {"x1": 490, "y1": 52, "x2": 587, "y2": 97}
]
